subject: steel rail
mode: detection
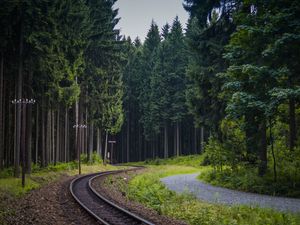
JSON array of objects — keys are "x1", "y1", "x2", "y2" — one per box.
[{"x1": 70, "y1": 167, "x2": 154, "y2": 225}]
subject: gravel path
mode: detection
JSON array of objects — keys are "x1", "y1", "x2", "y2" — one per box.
[{"x1": 161, "y1": 173, "x2": 300, "y2": 213}]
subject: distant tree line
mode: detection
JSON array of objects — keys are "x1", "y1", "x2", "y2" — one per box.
[
  {"x1": 116, "y1": 0, "x2": 300, "y2": 179},
  {"x1": 114, "y1": 15, "x2": 208, "y2": 163}
]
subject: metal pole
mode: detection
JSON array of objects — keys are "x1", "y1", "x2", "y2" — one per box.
[{"x1": 11, "y1": 98, "x2": 36, "y2": 187}]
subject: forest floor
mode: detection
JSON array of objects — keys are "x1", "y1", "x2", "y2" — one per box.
[{"x1": 161, "y1": 173, "x2": 300, "y2": 213}]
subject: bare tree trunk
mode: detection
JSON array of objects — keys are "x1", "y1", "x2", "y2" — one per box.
[
  {"x1": 164, "y1": 124, "x2": 168, "y2": 158},
  {"x1": 85, "y1": 107, "x2": 88, "y2": 155},
  {"x1": 104, "y1": 132, "x2": 108, "y2": 166},
  {"x1": 15, "y1": 15, "x2": 24, "y2": 177},
  {"x1": 77, "y1": 127, "x2": 81, "y2": 174},
  {"x1": 0, "y1": 52, "x2": 4, "y2": 169},
  {"x1": 21, "y1": 104, "x2": 26, "y2": 187},
  {"x1": 52, "y1": 110, "x2": 55, "y2": 164},
  {"x1": 176, "y1": 122, "x2": 180, "y2": 157},
  {"x1": 56, "y1": 108, "x2": 60, "y2": 163},
  {"x1": 75, "y1": 77, "x2": 78, "y2": 158},
  {"x1": 96, "y1": 128, "x2": 102, "y2": 158},
  {"x1": 88, "y1": 121, "x2": 94, "y2": 162},
  {"x1": 35, "y1": 105, "x2": 39, "y2": 164},
  {"x1": 126, "y1": 116, "x2": 130, "y2": 162},
  {"x1": 289, "y1": 98, "x2": 296, "y2": 151},
  {"x1": 46, "y1": 109, "x2": 51, "y2": 166},
  {"x1": 194, "y1": 127, "x2": 197, "y2": 154},
  {"x1": 174, "y1": 124, "x2": 176, "y2": 156},
  {"x1": 25, "y1": 69, "x2": 33, "y2": 173},
  {"x1": 41, "y1": 103, "x2": 45, "y2": 167},
  {"x1": 269, "y1": 118, "x2": 277, "y2": 182},
  {"x1": 200, "y1": 126, "x2": 204, "y2": 152},
  {"x1": 258, "y1": 121, "x2": 267, "y2": 176},
  {"x1": 64, "y1": 107, "x2": 68, "y2": 162}
]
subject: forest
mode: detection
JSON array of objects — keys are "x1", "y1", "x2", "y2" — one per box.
[
  {"x1": 0, "y1": 0, "x2": 300, "y2": 224},
  {"x1": 0, "y1": 0, "x2": 299, "y2": 205}
]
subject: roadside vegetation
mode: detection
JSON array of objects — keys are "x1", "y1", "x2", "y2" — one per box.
[
  {"x1": 0, "y1": 153, "x2": 117, "y2": 198},
  {"x1": 198, "y1": 120, "x2": 300, "y2": 198},
  {"x1": 121, "y1": 156, "x2": 300, "y2": 225}
]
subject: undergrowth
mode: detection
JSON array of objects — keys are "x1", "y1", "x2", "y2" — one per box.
[
  {"x1": 123, "y1": 166, "x2": 300, "y2": 225},
  {"x1": 198, "y1": 166, "x2": 300, "y2": 198}
]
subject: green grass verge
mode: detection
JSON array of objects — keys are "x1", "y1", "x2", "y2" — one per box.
[
  {"x1": 0, "y1": 162, "x2": 120, "y2": 198},
  {"x1": 120, "y1": 158, "x2": 300, "y2": 225},
  {"x1": 0, "y1": 155, "x2": 128, "y2": 224},
  {"x1": 126, "y1": 154, "x2": 206, "y2": 167}
]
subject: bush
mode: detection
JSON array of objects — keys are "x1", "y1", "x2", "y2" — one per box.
[{"x1": 81, "y1": 152, "x2": 102, "y2": 164}]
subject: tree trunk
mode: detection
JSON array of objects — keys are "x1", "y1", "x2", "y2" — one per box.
[
  {"x1": 41, "y1": 104, "x2": 45, "y2": 167},
  {"x1": 21, "y1": 104, "x2": 26, "y2": 187},
  {"x1": 164, "y1": 124, "x2": 168, "y2": 158},
  {"x1": 56, "y1": 108, "x2": 60, "y2": 164},
  {"x1": 200, "y1": 126, "x2": 204, "y2": 152},
  {"x1": 270, "y1": 118, "x2": 277, "y2": 182},
  {"x1": 77, "y1": 126, "x2": 81, "y2": 174},
  {"x1": 46, "y1": 109, "x2": 51, "y2": 166},
  {"x1": 15, "y1": 14, "x2": 24, "y2": 177},
  {"x1": 25, "y1": 69, "x2": 33, "y2": 174},
  {"x1": 52, "y1": 110, "x2": 55, "y2": 163},
  {"x1": 138, "y1": 124, "x2": 142, "y2": 161},
  {"x1": 258, "y1": 121, "x2": 267, "y2": 176},
  {"x1": 289, "y1": 98, "x2": 296, "y2": 151},
  {"x1": 194, "y1": 127, "x2": 197, "y2": 154},
  {"x1": 25, "y1": 103, "x2": 32, "y2": 173},
  {"x1": 75, "y1": 77, "x2": 78, "y2": 157},
  {"x1": 88, "y1": 121, "x2": 94, "y2": 162},
  {"x1": 84, "y1": 106, "x2": 88, "y2": 155},
  {"x1": 96, "y1": 128, "x2": 102, "y2": 158},
  {"x1": 104, "y1": 132, "x2": 108, "y2": 165},
  {"x1": 0, "y1": 52, "x2": 4, "y2": 169},
  {"x1": 176, "y1": 122, "x2": 180, "y2": 157},
  {"x1": 126, "y1": 116, "x2": 130, "y2": 162},
  {"x1": 64, "y1": 107, "x2": 68, "y2": 162},
  {"x1": 35, "y1": 105, "x2": 39, "y2": 164}
]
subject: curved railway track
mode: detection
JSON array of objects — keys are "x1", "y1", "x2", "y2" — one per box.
[{"x1": 70, "y1": 168, "x2": 154, "y2": 225}]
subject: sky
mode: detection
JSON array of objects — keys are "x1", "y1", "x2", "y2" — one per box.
[{"x1": 114, "y1": 0, "x2": 189, "y2": 42}]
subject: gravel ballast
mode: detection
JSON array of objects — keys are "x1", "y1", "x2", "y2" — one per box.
[{"x1": 161, "y1": 173, "x2": 300, "y2": 213}]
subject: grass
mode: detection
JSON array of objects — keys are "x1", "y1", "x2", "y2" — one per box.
[
  {"x1": 127, "y1": 154, "x2": 206, "y2": 167},
  {"x1": 117, "y1": 155, "x2": 300, "y2": 225},
  {"x1": 121, "y1": 165, "x2": 300, "y2": 225},
  {"x1": 0, "y1": 153, "x2": 128, "y2": 225},
  {"x1": 0, "y1": 162, "x2": 119, "y2": 198}
]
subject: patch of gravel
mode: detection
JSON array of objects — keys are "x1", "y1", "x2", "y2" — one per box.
[
  {"x1": 161, "y1": 173, "x2": 300, "y2": 213},
  {"x1": 3, "y1": 174, "x2": 99, "y2": 225},
  {"x1": 91, "y1": 169, "x2": 187, "y2": 225}
]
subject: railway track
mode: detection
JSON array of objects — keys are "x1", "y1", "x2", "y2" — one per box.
[{"x1": 70, "y1": 168, "x2": 154, "y2": 225}]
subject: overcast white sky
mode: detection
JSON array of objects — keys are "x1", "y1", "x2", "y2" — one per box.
[{"x1": 114, "y1": 0, "x2": 189, "y2": 41}]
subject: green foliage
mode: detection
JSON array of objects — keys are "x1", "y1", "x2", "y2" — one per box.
[
  {"x1": 204, "y1": 119, "x2": 247, "y2": 171},
  {"x1": 80, "y1": 152, "x2": 102, "y2": 165},
  {"x1": 142, "y1": 154, "x2": 206, "y2": 167}
]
